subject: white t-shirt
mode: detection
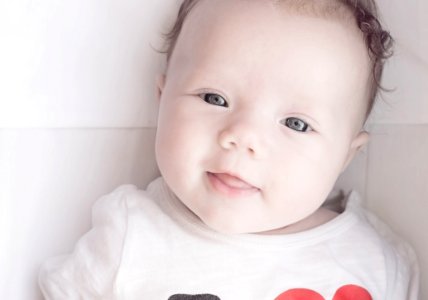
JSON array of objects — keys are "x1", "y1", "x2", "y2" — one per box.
[{"x1": 39, "y1": 177, "x2": 419, "y2": 300}]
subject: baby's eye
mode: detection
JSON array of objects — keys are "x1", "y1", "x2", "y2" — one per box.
[
  {"x1": 282, "y1": 117, "x2": 312, "y2": 133},
  {"x1": 201, "y1": 93, "x2": 228, "y2": 107}
]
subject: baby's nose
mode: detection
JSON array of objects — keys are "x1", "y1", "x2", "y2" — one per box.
[{"x1": 218, "y1": 117, "x2": 268, "y2": 159}]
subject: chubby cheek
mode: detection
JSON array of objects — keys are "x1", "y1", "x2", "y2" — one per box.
[
  {"x1": 267, "y1": 144, "x2": 345, "y2": 222},
  {"x1": 156, "y1": 115, "x2": 189, "y2": 180},
  {"x1": 155, "y1": 129, "x2": 181, "y2": 180},
  {"x1": 155, "y1": 101, "x2": 211, "y2": 192}
]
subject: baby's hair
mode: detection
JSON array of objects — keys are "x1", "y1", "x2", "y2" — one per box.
[{"x1": 159, "y1": 0, "x2": 393, "y2": 119}]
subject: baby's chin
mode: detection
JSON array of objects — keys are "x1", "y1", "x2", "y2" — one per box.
[
  {"x1": 198, "y1": 214, "x2": 293, "y2": 235},
  {"x1": 198, "y1": 206, "x2": 336, "y2": 235}
]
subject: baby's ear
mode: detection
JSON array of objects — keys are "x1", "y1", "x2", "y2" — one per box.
[
  {"x1": 341, "y1": 131, "x2": 370, "y2": 173},
  {"x1": 156, "y1": 74, "x2": 166, "y2": 101}
]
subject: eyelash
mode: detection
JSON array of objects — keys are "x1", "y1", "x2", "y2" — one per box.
[{"x1": 199, "y1": 92, "x2": 312, "y2": 133}]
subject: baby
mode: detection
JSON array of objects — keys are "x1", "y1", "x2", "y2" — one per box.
[{"x1": 39, "y1": 0, "x2": 419, "y2": 299}]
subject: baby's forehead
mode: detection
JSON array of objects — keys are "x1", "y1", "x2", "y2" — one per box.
[
  {"x1": 178, "y1": 0, "x2": 362, "y2": 58},
  {"x1": 177, "y1": 0, "x2": 366, "y2": 69}
]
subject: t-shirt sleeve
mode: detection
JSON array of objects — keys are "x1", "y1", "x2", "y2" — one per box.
[
  {"x1": 39, "y1": 185, "x2": 137, "y2": 300},
  {"x1": 365, "y1": 209, "x2": 420, "y2": 299},
  {"x1": 384, "y1": 231, "x2": 420, "y2": 300}
]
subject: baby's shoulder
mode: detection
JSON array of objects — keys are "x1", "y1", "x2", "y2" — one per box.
[
  {"x1": 91, "y1": 183, "x2": 159, "y2": 224},
  {"x1": 358, "y1": 204, "x2": 419, "y2": 275},
  {"x1": 333, "y1": 194, "x2": 418, "y2": 289},
  {"x1": 93, "y1": 184, "x2": 138, "y2": 211}
]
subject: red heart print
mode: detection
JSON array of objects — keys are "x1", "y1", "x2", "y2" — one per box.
[
  {"x1": 333, "y1": 285, "x2": 372, "y2": 300},
  {"x1": 275, "y1": 288, "x2": 324, "y2": 300},
  {"x1": 275, "y1": 285, "x2": 372, "y2": 300}
]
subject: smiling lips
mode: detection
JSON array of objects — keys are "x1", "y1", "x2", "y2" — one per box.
[{"x1": 207, "y1": 172, "x2": 260, "y2": 197}]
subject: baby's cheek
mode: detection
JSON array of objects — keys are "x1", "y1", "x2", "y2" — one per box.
[{"x1": 300, "y1": 142, "x2": 345, "y2": 178}]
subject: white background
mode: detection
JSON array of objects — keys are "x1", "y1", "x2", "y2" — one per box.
[{"x1": 0, "y1": 0, "x2": 427, "y2": 299}]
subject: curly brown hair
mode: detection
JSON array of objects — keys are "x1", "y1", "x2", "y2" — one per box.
[{"x1": 159, "y1": 0, "x2": 393, "y2": 119}]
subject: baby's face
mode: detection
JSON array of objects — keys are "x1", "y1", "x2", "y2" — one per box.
[{"x1": 155, "y1": 0, "x2": 371, "y2": 234}]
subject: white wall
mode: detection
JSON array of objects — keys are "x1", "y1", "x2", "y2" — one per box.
[
  {"x1": 0, "y1": 1, "x2": 177, "y2": 299},
  {"x1": 1, "y1": 1, "x2": 427, "y2": 299}
]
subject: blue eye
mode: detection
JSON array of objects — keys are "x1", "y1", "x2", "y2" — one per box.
[
  {"x1": 283, "y1": 117, "x2": 311, "y2": 132},
  {"x1": 201, "y1": 93, "x2": 228, "y2": 107}
]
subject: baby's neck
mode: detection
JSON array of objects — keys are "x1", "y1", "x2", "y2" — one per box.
[{"x1": 258, "y1": 207, "x2": 339, "y2": 235}]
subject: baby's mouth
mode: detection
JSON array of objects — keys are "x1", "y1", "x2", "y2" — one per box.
[{"x1": 206, "y1": 172, "x2": 260, "y2": 196}]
